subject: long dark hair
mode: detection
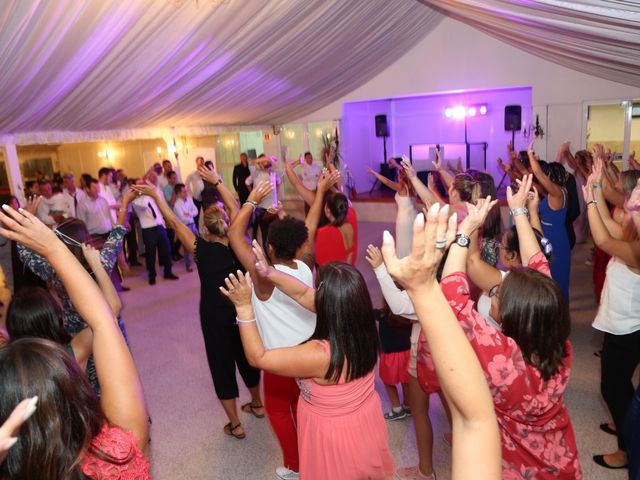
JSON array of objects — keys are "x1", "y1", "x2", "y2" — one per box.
[
  {"x1": 473, "y1": 172, "x2": 501, "y2": 239},
  {"x1": 499, "y1": 268, "x2": 570, "y2": 380},
  {"x1": 6, "y1": 288, "x2": 71, "y2": 345},
  {"x1": 311, "y1": 262, "x2": 379, "y2": 382},
  {"x1": 324, "y1": 192, "x2": 349, "y2": 227},
  {"x1": 503, "y1": 226, "x2": 553, "y2": 263},
  {"x1": 55, "y1": 218, "x2": 92, "y2": 272},
  {"x1": 541, "y1": 162, "x2": 568, "y2": 187},
  {"x1": 0, "y1": 338, "x2": 104, "y2": 479}
]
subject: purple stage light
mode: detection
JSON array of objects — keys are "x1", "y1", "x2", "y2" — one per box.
[
  {"x1": 444, "y1": 107, "x2": 453, "y2": 118},
  {"x1": 479, "y1": 104, "x2": 488, "y2": 115},
  {"x1": 467, "y1": 106, "x2": 477, "y2": 117}
]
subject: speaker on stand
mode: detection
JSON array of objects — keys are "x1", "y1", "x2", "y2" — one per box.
[
  {"x1": 499, "y1": 105, "x2": 522, "y2": 190},
  {"x1": 370, "y1": 114, "x2": 391, "y2": 193}
]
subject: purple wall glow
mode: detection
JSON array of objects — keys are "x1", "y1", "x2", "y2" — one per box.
[{"x1": 341, "y1": 86, "x2": 532, "y2": 194}]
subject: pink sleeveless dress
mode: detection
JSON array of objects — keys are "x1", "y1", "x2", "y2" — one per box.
[{"x1": 296, "y1": 340, "x2": 395, "y2": 479}]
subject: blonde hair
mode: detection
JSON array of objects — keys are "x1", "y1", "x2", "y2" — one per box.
[
  {"x1": 452, "y1": 173, "x2": 481, "y2": 203},
  {"x1": 202, "y1": 204, "x2": 229, "y2": 237}
]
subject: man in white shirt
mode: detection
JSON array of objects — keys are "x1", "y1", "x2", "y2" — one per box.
[
  {"x1": 98, "y1": 167, "x2": 120, "y2": 224},
  {"x1": 130, "y1": 172, "x2": 178, "y2": 285},
  {"x1": 62, "y1": 172, "x2": 86, "y2": 218},
  {"x1": 173, "y1": 183, "x2": 199, "y2": 272},
  {"x1": 185, "y1": 156, "x2": 206, "y2": 219},
  {"x1": 76, "y1": 178, "x2": 113, "y2": 236},
  {"x1": 298, "y1": 152, "x2": 322, "y2": 191},
  {"x1": 35, "y1": 180, "x2": 68, "y2": 226}
]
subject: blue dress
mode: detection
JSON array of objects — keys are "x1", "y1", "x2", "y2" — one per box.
[{"x1": 539, "y1": 192, "x2": 571, "y2": 301}]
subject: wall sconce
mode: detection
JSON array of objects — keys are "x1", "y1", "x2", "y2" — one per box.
[
  {"x1": 315, "y1": 129, "x2": 323, "y2": 138},
  {"x1": 97, "y1": 149, "x2": 111, "y2": 160},
  {"x1": 286, "y1": 130, "x2": 295, "y2": 139}
]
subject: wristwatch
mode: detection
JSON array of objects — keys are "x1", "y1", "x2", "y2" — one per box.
[
  {"x1": 455, "y1": 234, "x2": 470, "y2": 248},
  {"x1": 510, "y1": 207, "x2": 528, "y2": 217}
]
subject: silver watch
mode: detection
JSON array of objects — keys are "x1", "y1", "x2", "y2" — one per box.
[
  {"x1": 455, "y1": 234, "x2": 470, "y2": 248},
  {"x1": 510, "y1": 207, "x2": 529, "y2": 217}
]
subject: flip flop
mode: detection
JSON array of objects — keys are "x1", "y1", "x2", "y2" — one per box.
[
  {"x1": 241, "y1": 402, "x2": 265, "y2": 419},
  {"x1": 599, "y1": 423, "x2": 616, "y2": 436},
  {"x1": 223, "y1": 422, "x2": 246, "y2": 440},
  {"x1": 593, "y1": 455, "x2": 627, "y2": 469}
]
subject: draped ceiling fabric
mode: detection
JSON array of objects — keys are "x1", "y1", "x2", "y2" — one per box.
[
  {"x1": 0, "y1": 0, "x2": 442, "y2": 142},
  {"x1": 420, "y1": 0, "x2": 640, "y2": 89}
]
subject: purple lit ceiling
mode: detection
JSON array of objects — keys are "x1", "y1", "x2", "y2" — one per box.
[{"x1": 0, "y1": 0, "x2": 442, "y2": 134}]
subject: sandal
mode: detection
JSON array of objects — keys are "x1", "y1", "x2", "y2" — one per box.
[
  {"x1": 223, "y1": 422, "x2": 246, "y2": 439},
  {"x1": 241, "y1": 402, "x2": 265, "y2": 418},
  {"x1": 599, "y1": 423, "x2": 616, "y2": 436}
]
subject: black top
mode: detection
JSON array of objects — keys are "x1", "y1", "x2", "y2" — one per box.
[
  {"x1": 376, "y1": 309, "x2": 412, "y2": 354},
  {"x1": 195, "y1": 237, "x2": 240, "y2": 322},
  {"x1": 233, "y1": 163, "x2": 251, "y2": 197},
  {"x1": 564, "y1": 173, "x2": 580, "y2": 250}
]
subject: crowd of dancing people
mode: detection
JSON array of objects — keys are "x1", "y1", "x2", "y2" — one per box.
[{"x1": 0, "y1": 139, "x2": 639, "y2": 480}]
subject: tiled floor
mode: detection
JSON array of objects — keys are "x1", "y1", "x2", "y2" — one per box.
[{"x1": 119, "y1": 222, "x2": 631, "y2": 479}]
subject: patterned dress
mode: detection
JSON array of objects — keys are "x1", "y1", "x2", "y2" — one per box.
[
  {"x1": 17, "y1": 226, "x2": 127, "y2": 393},
  {"x1": 439, "y1": 252, "x2": 582, "y2": 479}
]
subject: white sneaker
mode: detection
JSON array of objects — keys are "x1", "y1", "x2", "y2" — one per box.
[{"x1": 275, "y1": 467, "x2": 299, "y2": 480}]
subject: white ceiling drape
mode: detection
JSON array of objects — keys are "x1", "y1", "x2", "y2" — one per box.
[
  {"x1": 0, "y1": 0, "x2": 441, "y2": 138},
  {"x1": 419, "y1": 0, "x2": 640, "y2": 89}
]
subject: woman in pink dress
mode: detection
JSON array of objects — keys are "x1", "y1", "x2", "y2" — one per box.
[
  {"x1": 222, "y1": 254, "x2": 395, "y2": 480},
  {"x1": 0, "y1": 205, "x2": 149, "y2": 479}
]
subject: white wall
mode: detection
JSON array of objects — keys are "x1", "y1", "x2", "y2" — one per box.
[{"x1": 295, "y1": 17, "x2": 640, "y2": 164}]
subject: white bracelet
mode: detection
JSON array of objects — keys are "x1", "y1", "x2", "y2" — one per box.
[{"x1": 236, "y1": 317, "x2": 256, "y2": 325}]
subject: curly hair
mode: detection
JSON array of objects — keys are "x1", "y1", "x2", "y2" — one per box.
[{"x1": 266, "y1": 217, "x2": 309, "y2": 260}]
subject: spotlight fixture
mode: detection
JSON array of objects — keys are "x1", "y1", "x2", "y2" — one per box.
[{"x1": 444, "y1": 104, "x2": 488, "y2": 119}]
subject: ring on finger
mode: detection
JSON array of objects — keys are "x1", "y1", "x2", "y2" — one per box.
[{"x1": 435, "y1": 239, "x2": 447, "y2": 249}]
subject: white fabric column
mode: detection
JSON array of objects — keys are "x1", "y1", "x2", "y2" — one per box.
[{"x1": 2, "y1": 143, "x2": 25, "y2": 205}]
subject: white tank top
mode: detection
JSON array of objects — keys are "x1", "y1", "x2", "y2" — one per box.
[
  {"x1": 593, "y1": 257, "x2": 640, "y2": 335},
  {"x1": 252, "y1": 260, "x2": 317, "y2": 349}
]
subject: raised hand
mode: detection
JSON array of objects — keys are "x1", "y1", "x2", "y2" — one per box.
[
  {"x1": 247, "y1": 180, "x2": 272, "y2": 204},
  {"x1": 527, "y1": 140, "x2": 535, "y2": 157},
  {"x1": 252, "y1": 240, "x2": 274, "y2": 278},
  {"x1": 582, "y1": 176, "x2": 595, "y2": 204},
  {"x1": 526, "y1": 185, "x2": 540, "y2": 213},
  {"x1": 381, "y1": 203, "x2": 457, "y2": 293},
  {"x1": 433, "y1": 150, "x2": 443, "y2": 171},
  {"x1": 0, "y1": 205, "x2": 60, "y2": 257},
  {"x1": 507, "y1": 173, "x2": 534, "y2": 211},
  {"x1": 317, "y1": 170, "x2": 340, "y2": 193},
  {"x1": 198, "y1": 164, "x2": 220, "y2": 185},
  {"x1": 459, "y1": 197, "x2": 499, "y2": 237},
  {"x1": 365, "y1": 244, "x2": 383, "y2": 269},
  {"x1": 0, "y1": 396, "x2": 38, "y2": 465},
  {"x1": 219, "y1": 271, "x2": 253, "y2": 309},
  {"x1": 81, "y1": 244, "x2": 102, "y2": 271},
  {"x1": 427, "y1": 172, "x2": 437, "y2": 191},
  {"x1": 132, "y1": 180, "x2": 160, "y2": 200},
  {"x1": 24, "y1": 195, "x2": 41, "y2": 216},
  {"x1": 401, "y1": 157, "x2": 416, "y2": 179},
  {"x1": 591, "y1": 156, "x2": 604, "y2": 183}
]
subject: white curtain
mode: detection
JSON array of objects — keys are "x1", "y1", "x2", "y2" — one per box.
[
  {"x1": 0, "y1": 0, "x2": 441, "y2": 138},
  {"x1": 419, "y1": 0, "x2": 640, "y2": 88}
]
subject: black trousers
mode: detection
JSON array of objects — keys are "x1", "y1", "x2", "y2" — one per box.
[
  {"x1": 141, "y1": 225, "x2": 173, "y2": 279},
  {"x1": 201, "y1": 315, "x2": 261, "y2": 400},
  {"x1": 601, "y1": 330, "x2": 640, "y2": 450}
]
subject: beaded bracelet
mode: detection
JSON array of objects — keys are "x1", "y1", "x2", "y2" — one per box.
[
  {"x1": 242, "y1": 201, "x2": 258, "y2": 211},
  {"x1": 510, "y1": 207, "x2": 529, "y2": 217}
]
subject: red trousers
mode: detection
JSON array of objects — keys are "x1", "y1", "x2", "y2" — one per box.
[{"x1": 263, "y1": 371, "x2": 300, "y2": 472}]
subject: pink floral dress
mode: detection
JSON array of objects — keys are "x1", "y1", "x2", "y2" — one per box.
[{"x1": 439, "y1": 252, "x2": 582, "y2": 479}]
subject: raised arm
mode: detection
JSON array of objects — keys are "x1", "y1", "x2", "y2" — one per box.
[
  {"x1": 401, "y1": 158, "x2": 436, "y2": 207},
  {"x1": 367, "y1": 167, "x2": 401, "y2": 191},
  {"x1": 302, "y1": 170, "x2": 339, "y2": 267},
  {"x1": 590, "y1": 159, "x2": 625, "y2": 238},
  {"x1": 528, "y1": 141, "x2": 563, "y2": 207},
  {"x1": 0, "y1": 206, "x2": 148, "y2": 450},
  {"x1": 221, "y1": 272, "x2": 328, "y2": 378},
  {"x1": 228, "y1": 181, "x2": 274, "y2": 296},
  {"x1": 466, "y1": 227, "x2": 502, "y2": 293},
  {"x1": 584, "y1": 175, "x2": 640, "y2": 268},
  {"x1": 507, "y1": 175, "x2": 543, "y2": 265},
  {"x1": 285, "y1": 161, "x2": 316, "y2": 206},
  {"x1": 198, "y1": 164, "x2": 239, "y2": 222},
  {"x1": 433, "y1": 151, "x2": 453, "y2": 189},
  {"x1": 382, "y1": 205, "x2": 501, "y2": 480}
]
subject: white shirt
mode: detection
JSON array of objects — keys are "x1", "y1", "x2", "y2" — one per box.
[
  {"x1": 36, "y1": 193, "x2": 69, "y2": 226},
  {"x1": 157, "y1": 174, "x2": 168, "y2": 190},
  {"x1": 373, "y1": 264, "x2": 417, "y2": 321},
  {"x1": 77, "y1": 196, "x2": 113, "y2": 235},
  {"x1": 62, "y1": 188, "x2": 86, "y2": 218},
  {"x1": 247, "y1": 168, "x2": 282, "y2": 209},
  {"x1": 251, "y1": 260, "x2": 316, "y2": 350},
  {"x1": 174, "y1": 196, "x2": 198, "y2": 225},
  {"x1": 593, "y1": 257, "x2": 640, "y2": 335},
  {"x1": 99, "y1": 182, "x2": 118, "y2": 224},
  {"x1": 185, "y1": 171, "x2": 205, "y2": 201},
  {"x1": 131, "y1": 196, "x2": 165, "y2": 229},
  {"x1": 300, "y1": 162, "x2": 322, "y2": 191}
]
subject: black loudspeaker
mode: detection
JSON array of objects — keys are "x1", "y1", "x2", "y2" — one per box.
[
  {"x1": 504, "y1": 105, "x2": 522, "y2": 131},
  {"x1": 375, "y1": 114, "x2": 389, "y2": 137}
]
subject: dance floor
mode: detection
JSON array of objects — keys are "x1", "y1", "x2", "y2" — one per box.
[{"x1": 120, "y1": 221, "x2": 629, "y2": 480}]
